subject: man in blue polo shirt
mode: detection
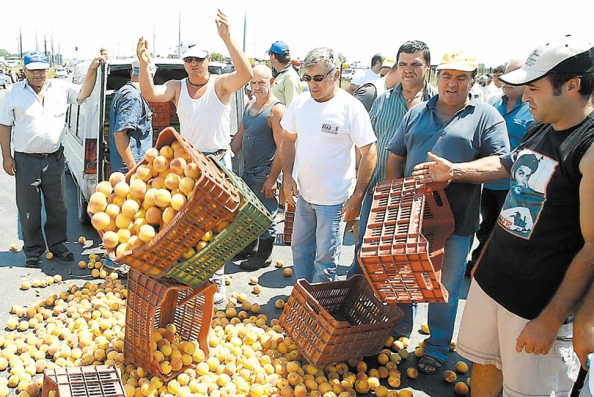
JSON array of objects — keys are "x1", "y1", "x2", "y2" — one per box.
[{"x1": 385, "y1": 50, "x2": 510, "y2": 375}]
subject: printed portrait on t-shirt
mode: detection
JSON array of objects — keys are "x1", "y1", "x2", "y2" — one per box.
[{"x1": 498, "y1": 149, "x2": 557, "y2": 239}]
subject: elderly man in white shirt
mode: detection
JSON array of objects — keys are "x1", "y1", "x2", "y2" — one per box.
[{"x1": 0, "y1": 51, "x2": 104, "y2": 268}]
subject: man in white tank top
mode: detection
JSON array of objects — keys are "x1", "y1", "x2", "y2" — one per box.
[{"x1": 136, "y1": 10, "x2": 252, "y2": 304}]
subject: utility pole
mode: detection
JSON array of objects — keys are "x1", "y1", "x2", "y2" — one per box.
[
  {"x1": 178, "y1": 9, "x2": 181, "y2": 58},
  {"x1": 19, "y1": 27, "x2": 23, "y2": 58}
]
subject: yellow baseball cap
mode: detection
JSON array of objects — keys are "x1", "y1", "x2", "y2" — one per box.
[{"x1": 437, "y1": 51, "x2": 477, "y2": 72}]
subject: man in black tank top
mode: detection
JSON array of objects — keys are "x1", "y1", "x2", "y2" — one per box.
[{"x1": 410, "y1": 36, "x2": 594, "y2": 396}]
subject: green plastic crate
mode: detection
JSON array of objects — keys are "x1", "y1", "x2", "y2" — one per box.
[{"x1": 165, "y1": 156, "x2": 273, "y2": 288}]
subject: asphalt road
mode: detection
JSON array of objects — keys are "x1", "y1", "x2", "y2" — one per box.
[{"x1": 0, "y1": 84, "x2": 473, "y2": 396}]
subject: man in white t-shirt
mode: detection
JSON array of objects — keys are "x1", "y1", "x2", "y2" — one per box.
[
  {"x1": 346, "y1": 53, "x2": 386, "y2": 94},
  {"x1": 281, "y1": 47, "x2": 377, "y2": 283}
]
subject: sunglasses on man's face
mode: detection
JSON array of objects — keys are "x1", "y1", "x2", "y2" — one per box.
[
  {"x1": 184, "y1": 57, "x2": 205, "y2": 63},
  {"x1": 302, "y1": 69, "x2": 335, "y2": 82}
]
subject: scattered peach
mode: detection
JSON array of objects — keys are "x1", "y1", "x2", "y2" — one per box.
[
  {"x1": 444, "y1": 369, "x2": 457, "y2": 383},
  {"x1": 454, "y1": 381, "x2": 470, "y2": 395},
  {"x1": 406, "y1": 367, "x2": 418, "y2": 379},
  {"x1": 284, "y1": 268, "x2": 293, "y2": 277},
  {"x1": 455, "y1": 361, "x2": 469, "y2": 373}
]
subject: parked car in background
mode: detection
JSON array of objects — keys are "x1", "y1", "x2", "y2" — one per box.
[
  {"x1": 341, "y1": 68, "x2": 357, "y2": 81},
  {"x1": 0, "y1": 71, "x2": 11, "y2": 89},
  {"x1": 55, "y1": 67, "x2": 68, "y2": 78}
]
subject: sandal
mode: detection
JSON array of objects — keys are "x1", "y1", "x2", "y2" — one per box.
[
  {"x1": 50, "y1": 244, "x2": 74, "y2": 261},
  {"x1": 25, "y1": 256, "x2": 40, "y2": 268},
  {"x1": 418, "y1": 355, "x2": 443, "y2": 375}
]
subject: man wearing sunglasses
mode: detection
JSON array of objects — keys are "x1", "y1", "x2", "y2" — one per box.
[
  {"x1": 136, "y1": 9, "x2": 252, "y2": 304},
  {"x1": 280, "y1": 47, "x2": 377, "y2": 283}
]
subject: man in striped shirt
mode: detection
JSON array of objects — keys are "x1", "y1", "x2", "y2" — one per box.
[{"x1": 347, "y1": 40, "x2": 437, "y2": 280}]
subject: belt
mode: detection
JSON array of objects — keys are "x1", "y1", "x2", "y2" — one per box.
[{"x1": 17, "y1": 146, "x2": 63, "y2": 159}]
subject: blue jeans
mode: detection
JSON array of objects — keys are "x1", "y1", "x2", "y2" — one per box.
[
  {"x1": 242, "y1": 167, "x2": 278, "y2": 241},
  {"x1": 291, "y1": 197, "x2": 345, "y2": 283},
  {"x1": 423, "y1": 233, "x2": 472, "y2": 362},
  {"x1": 346, "y1": 190, "x2": 373, "y2": 278}
]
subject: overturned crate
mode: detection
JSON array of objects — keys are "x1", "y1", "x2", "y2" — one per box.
[
  {"x1": 104, "y1": 127, "x2": 240, "y2": 279},
  {"x1": 42, "y1": 365, "x2": 125, "y2": 397},
  {"x1": 359, "y1": 178, "x2": 455, "y2": 304},
  {"x1": 279, "y1": 276, "x2": 404, "y2": 366},
  {"x1": 124, "y1": 270, "x2": 216, "y2": 381}
]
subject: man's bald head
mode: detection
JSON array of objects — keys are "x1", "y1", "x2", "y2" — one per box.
[{"x1": 250, "y1": 65, "x2": 274, "y2": 99}]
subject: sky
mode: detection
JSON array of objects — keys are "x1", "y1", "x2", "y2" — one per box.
[{"x1": 1, "y1": 0, "x2": 591, "y2": 68}]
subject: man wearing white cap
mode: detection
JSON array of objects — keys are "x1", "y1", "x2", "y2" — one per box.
[
  {"x1": 412, "y1": 36, "x2": 594, "y2": 396},
  {"x1": 0, "y1": 50, "x2": 105, "y2": 268},
  {"x1": 109, "y1": 60, "x2": 158, "y2": 174},
  {"x1": 136, "y1": 10, "x2": 252, "y2": 304},
  {"x1": 385, "y1": 49, "x2": 509, "y2": 376}
]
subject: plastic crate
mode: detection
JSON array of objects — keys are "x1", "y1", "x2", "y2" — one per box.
[
  {"x1": 124, "y1": 270, "x2": 216, "y2": 381},
  {"x1": 279, "y1": 276, "x2": 404, "y2": 366},
  {"x1": 42, "y1": 365, "x2": 125, "y2": 397},
  {"x1": 283, "y1": 202, "x2": 295, "y2": 245},
  {"x1": 165, "y1": 156, "x2": 273, "y2": 288},
  {"x1": 359, "y1": 178, "x2": 454, "y2": 304},
  {"x1": 108, "y1": 127, "x2": 240, "y2": 278},
  {"x1": 150, "y1": 102, "x2": 171, "y2": 128}
]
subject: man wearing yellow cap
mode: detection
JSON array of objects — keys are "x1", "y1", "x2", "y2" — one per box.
[
  {"x1": 384, "y1": 50, "x2": 510, "y2": 375},
  {"x1": 412, "y1": 36, "x2": 594, "y2": 395}
]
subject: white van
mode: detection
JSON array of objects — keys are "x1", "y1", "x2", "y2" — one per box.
[{"x1": 64, "y1": 58, "x2": 245, "y2": 224}]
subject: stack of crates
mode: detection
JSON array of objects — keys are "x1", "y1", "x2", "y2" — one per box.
[
  {"x1": 106, "y1": 127, "x2": 273, "y2": 379},
  {"x1": 358, "y1": 178, "x2": 455, "y2": 304}
]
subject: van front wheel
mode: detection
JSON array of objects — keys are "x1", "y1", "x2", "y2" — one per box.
[{"x1": 77, "y1": 186, "x2": 91, "y2": 225}]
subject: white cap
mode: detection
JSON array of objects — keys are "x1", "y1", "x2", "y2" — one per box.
[
  {"x1": 500, "y1": 35, "x2": 594, "y2": 86},
  {"x1": 181, "y1": 46, "x2": 210, "y2": 60}
]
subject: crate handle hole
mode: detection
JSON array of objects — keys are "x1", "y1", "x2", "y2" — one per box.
[{"x1": 431, "y1": 191, "x2": 444, "y2": 207}]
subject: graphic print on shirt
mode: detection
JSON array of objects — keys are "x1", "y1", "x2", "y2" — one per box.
[
  {"x1": 321, "y1": 123, "x2": 339, "y2": 134},
  {"x1": 498, "y1": 149, "x2": 557, "y2": 239}
]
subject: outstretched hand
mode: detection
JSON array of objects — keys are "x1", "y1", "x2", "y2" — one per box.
[
  {"x1": 215, "y1": 9, "x2": 231, "y2": 40},
  {"x1": 412, "y1": 152, "x2": 454, "y2": 185},
  {"x1": 137, "y1": 38, "x2": 151, "y2": 66}
]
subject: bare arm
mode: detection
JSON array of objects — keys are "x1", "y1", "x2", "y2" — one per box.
[
  {"x1": 77, "y1": 56, "x2": 105, "y2": 101},
  {"x1": 230, "y1": 122, "x2": 245, "y2": 155},
  {"x1": 574, "y1": 281, "x2": 594, "y2": 369},
  {"x1": 281, "y1": 132, "x2": 298, "y2": 206},
  {"x1": 0, "y1": 124, "x2": 15, "y2": 176},
  {"x1": 213, "y1": 10, "x2": 253, "y2": 104},
  {"x1": 342, "y1": 143, "x2": 377, "y2": 221},
  {"x1": 515, "y1": 145, "x2": 594, "y2": 356},
  {"x1": 412, "y1": 152, "x2": 510, "y2": 185},
  {"x1": 136, "y1": 38, "x2": 178, "y2": 103},
  {"x1": 385, "y1": 152, "x2": 406, "y2": 181},
  {"x1": 262, "y1": 104, "x2": 286, "y2": 199},
  {"x1": 114, "y1": 130, "x2": 136, "y2": 171}
]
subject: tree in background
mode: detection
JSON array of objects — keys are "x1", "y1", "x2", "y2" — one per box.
[{"x1": 211, "y1": 52, "x2": 226, "y2": 62}]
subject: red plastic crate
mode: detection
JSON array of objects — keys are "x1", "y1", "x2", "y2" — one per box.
[
  {"x1": 359, "y1": 178, "x2": 454, "y2": 304},
  {"x1": 279, "y1": 276, "x2": 404, "y2": 366},
  {"x1": 150, "y1": 102, "x2": 171, "y2": 128},
  {"x1": 283, "y1": 202, "x2": 295, "y2": 245},
  {"x1": 124, "y1": 270, "x2": 216, "y2": 381},
  {"x1": 103, "y1": 127, "x2": 240, "y2": 278},
  {"x1": 42, "y1": 365, "x2": 125, "y2": 397}
]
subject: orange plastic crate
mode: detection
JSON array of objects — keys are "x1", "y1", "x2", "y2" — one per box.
[
  {"x1": 359, "y1": 178, "x2": 454, "y2": 304},
  {"x1": 42, "y1": 365, "x2": 125, "y2": 397},
  {"x1": 283, "y1": 202, "x2": 295, "y2": 244},
  {"x1": 105, "y1": 127, "x2": 240, "y2": 278},
  {"x1": 279, "y1": 276, "x2": 404, "y2": 366},
  {"x1": 124, "y1": 270, "x2": 216, "y2": 381}
]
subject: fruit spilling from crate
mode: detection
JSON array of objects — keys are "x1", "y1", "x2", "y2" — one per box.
[{"x1": 86, "y1": 127, "x2": 245, "y2": 280}]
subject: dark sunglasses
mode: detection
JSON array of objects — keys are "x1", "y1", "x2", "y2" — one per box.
[
  {"x1": 183, "y1": 57, "x2": 205, "y2": 63},
  {"x1": 303, "y1": 69, "x2": 335, "y2": 82}
]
